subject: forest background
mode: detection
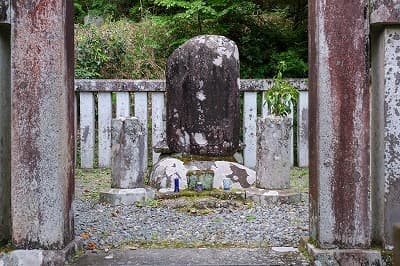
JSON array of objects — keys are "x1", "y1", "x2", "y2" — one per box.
[{"x1": 74, "y1": 0, "x2": 308, "y2": 80}]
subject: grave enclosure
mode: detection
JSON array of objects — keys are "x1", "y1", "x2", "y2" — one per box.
[{"x1": 0, "y1": 0, "x2": 399, "y2": 265}]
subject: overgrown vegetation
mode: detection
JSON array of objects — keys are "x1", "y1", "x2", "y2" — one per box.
[
  {"x1": 263, "y1": 61, "x2": 299, "y2": 117},
  {"x1": 74, "y1": 0, "x2": 308, "y2": 79}
]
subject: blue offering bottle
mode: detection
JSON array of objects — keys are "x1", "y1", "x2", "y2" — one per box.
[{"x1": 174, "y1": 175, "x2": 179, "y2": 192}]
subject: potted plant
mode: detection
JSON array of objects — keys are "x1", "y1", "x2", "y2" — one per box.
[{"x1": 256, "y1": 61, "x2": 299, "y2": 190}]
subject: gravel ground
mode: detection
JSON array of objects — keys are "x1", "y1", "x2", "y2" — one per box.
[{"x1": 73, "y1": 169, "x2": 309, "y2": 251}]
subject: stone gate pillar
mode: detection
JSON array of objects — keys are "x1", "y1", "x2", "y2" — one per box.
[
  {"x1": 0, "y1": 0, "x2": 10, "y2": 244},
  {"x1": 371, "y1": 1, "x2": 400, "y2": 249},
  {"x1": 10, "y1": 0, "x2": 76, "y2": 253},
  {"x1": 307, "y1": 0, "x2": 381, "y2": 263}
]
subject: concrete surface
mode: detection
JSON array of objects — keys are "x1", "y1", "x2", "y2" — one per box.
[{"x1": 71, "y1": 248, "x2": 309, "y2": 266}]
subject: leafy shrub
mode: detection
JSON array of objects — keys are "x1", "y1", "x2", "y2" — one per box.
[{"x1": 75, "y1": 19, "x2": 167, "y2": 79}]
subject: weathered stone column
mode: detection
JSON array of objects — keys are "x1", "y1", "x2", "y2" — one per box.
[
  {"x1": 10, "y1": 0, "x2": 75, "y2": 250},
  {"x1": 309, "y1": 0, "x2": 371, "y2": 249},
  {"x1": 371, "y1": 1, "x2": 400, "y2": 249},
  {"x1": 100, "y1": 117, "x2": 155, "y2": 206},
  {"x1": 111, "y1": 117, "x2": 145, "y2": 188},
  {"x1": 256, "y1": 116, "x2": 291, "y2": 190},
  {"x1": 0, "y1": 0, "x2": 10, "y2": 244}
]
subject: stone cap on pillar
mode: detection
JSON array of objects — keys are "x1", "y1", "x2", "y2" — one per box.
[
  {"x1": 371, "y1": 0, "x2": 400, "y2": 25},
  {"x1": 0, "y1": 0, "x2": 10, "y2": 24}
]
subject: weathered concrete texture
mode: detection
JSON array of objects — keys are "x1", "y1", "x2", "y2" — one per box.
[
  {"x1": 166, "y1": 35, "x2": 240, "y2": 156},
  {"x1": 0, "y1": 238, "x2": 82, "y2": 265},
  {"x1": 309, "y1": 0, "x2": 370, "y2": 248},
  {"x1": 111, "y1": 117, "x2": 145, "y2": 189},
  {"x1": 394, "y1": 224, "x2": 400, "y2": 265},
  {"x1": 256, "y1": 116, "x2": 291, "y2": 190},
  {"x1": 100, "y1": 188, "x2": 155, "y2": 206},
  {"x1": 371, "y1": 27, "x2": 400, "y2": 248},
  {"x1": 301, "y1": 240, "x2": 382, "y2": 266},
  {"x1": 245, "y1": 187, "x2": 301, "y2": 204},
  {"x1": 150, "y1": 157, "x2": 256, "y2": 191},
  {"x1": 371, "y1": 0, "x2": 400, "y2": 25},
  {"x1": 0, "y1": 24, "x2": 10, "y2": 243},
  {"x1": 11, "y1": 0, "x2": 75, "y2": 249},
  {"x1": 0, "y1": 0, "x2": 10, "y2": 24}
]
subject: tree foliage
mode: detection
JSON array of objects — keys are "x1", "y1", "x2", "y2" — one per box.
[{"x1": 74, "y1": 0, "x2": 308, "y2": 79}]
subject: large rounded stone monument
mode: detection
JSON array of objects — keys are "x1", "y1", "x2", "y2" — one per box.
[{"x1": 166, "y1": 35, "x2": 240, "y2": 156}]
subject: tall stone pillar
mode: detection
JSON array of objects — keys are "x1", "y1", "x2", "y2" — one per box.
[
  {"x1": 0, "y1": 0, "x2": 10, "y2": 244},
  {"x1": 371, "y1": 1, "x2": 400, "y2": 249},
  {"x1": 309, "y1": 0, "x2": 371, "y2": 248},
  {"x1": 10, "y1": 0, "x2": 75, "y2": 250}
]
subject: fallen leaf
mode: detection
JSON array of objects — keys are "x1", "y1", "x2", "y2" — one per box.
[
  {"x1": 87, "y1": 241, "x2": 96, "y2": 250},
  {"x1": 80, "y1": 232, "x2": 90, "y2": 239}
]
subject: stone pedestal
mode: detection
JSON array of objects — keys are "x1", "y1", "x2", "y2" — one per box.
[
  {"x1": 300, "y1": 239, "x2": 382, "y2": 265},
  {"x1": 256, "y1": 116, "x2": 291, "y2": 190},
  {"x1": 371, "y1": 25, "x2": 400, "y2": 249},
  {"x1": 309, "y1": 0, "x2": 371, "y2": 249},
  {"x1": 166, "y1": 35, "x2": 240, "y2": 156},
  {"x1": 0, "y1": 21, "x2": 10, "y2": 243},
  {"x1": 10, "y1": 0, "x2": 75, "y2": 251},
  {"x1": 101, "y1": 117, "x2": 155, "y2": 205}
]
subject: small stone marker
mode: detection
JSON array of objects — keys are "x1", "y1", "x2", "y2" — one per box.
[
  {"x1": 111, "y1": 117, "x2": 145, "y2": 189},
  {"x1": 166, "y1": 35, "x2": 240, "y2": 156},
  {"x1": 101, "y1": 117, "x2": 155, "y2": 205},
  {"x1": 256, "y1": 116, "x2": 291, "y2": 189}
]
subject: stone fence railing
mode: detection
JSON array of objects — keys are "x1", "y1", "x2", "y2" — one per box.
[{"x1": 75, "y1": 79, "x2": 309, "y2": 169}]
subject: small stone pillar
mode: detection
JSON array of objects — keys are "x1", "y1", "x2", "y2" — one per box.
[
  {"x1": 256, "y1": 116, "x2": 291, "y2": 189},
  {"x1": 100, "y1": 117, "x2": 155, "y2": 205},
  {"x1": 370, "y1": 2, "x2": 400, "y2": 249},
  {"x1": 309, "y1": 0, "x2": 373, "y2": 254},
  {"x1": 0, "y1": 5, "x2": 10, "y2": 243},
  {"x1": 166, "y1": 35, "x2": 240, "y2": 156},
  {"x1": 10, "y1": 0, "x2": 76, "y2": 253},
  {"x1": 111, "y1": 117, "x2": 145, "y2": 188}
]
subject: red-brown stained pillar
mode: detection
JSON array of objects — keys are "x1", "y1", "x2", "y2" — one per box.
[
  {"x1": 308, "y1": 0, "x2": 371, "y2": 248},
  {"x1": 0, "y1": 0, "x2": 10, "y2": 244},
  {"x1": 11, "y1": 0, "x2": 75, "y2": 249}
]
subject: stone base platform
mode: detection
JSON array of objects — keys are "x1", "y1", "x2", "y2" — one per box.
[
  {"x1": 300, "y1": 238, "x2": 382, "y2": 265},
  {"x1": 100, "y1": 187, "x2": 155, "y2": 206},
  {"x1": 245, "y1": 187, "x2": 301, "y2": 204},
  {"x1": 0, "y1": 237, "x2": 83, "y2": 265}
]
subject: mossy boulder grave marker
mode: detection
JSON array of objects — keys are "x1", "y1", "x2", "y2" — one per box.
[{"x1": 150, "y1": 35, "x2": 255, "y2": 192}]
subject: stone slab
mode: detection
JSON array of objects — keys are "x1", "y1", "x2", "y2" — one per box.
[
  {"x1": 0, "y1": 237, "x2": 82, "y2": 265},
  {"x1": 72, "y1": 248, "x2": 309, "y2": 266},
  {"x1": 300, "y1": 239, "x2": 382, "y2": 265},
  {"x1": 99, "y1": 188, "x2": 155, "y2": 206},
  {"x1": 245, "y1": 187, "x2": 301, "y2": 204}
]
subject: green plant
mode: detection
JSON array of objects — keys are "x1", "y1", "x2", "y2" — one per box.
[{"x1": 263, "y1": 61, "x2": 299, "y2": 117}]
